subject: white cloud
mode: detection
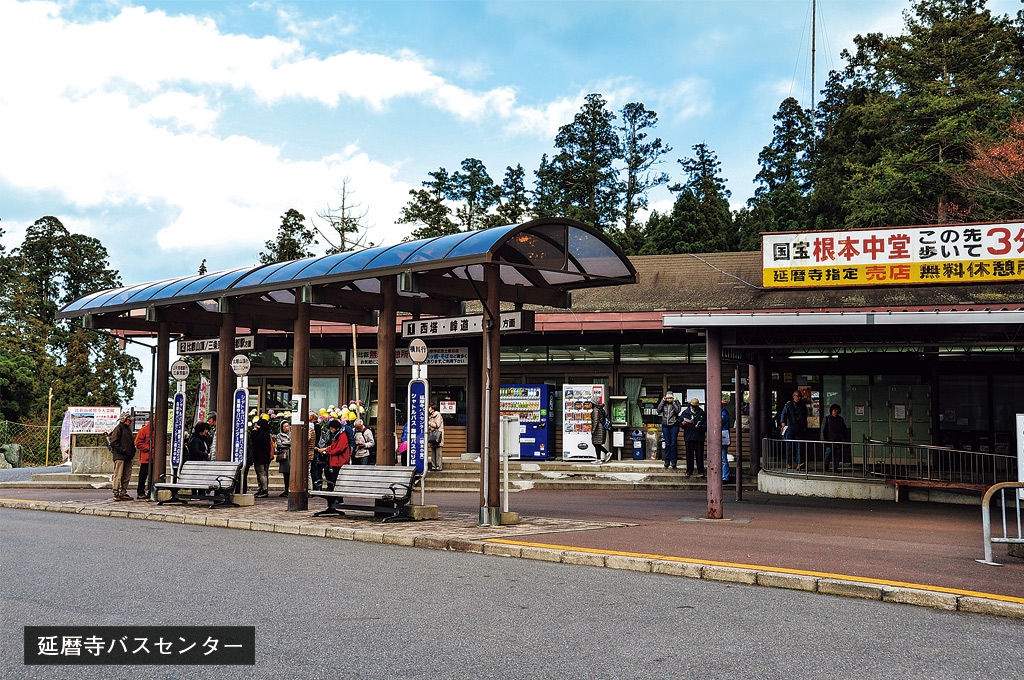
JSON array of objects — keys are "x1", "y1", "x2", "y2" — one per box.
[
  {"x1": 0, "y1": 0, "x2": 577, "y2": 262},
  {"x1": 662, "y1": 78, "x2": 714, "y2": 121}
]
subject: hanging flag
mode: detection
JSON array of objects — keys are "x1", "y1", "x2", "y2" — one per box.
[{"x1": 194, "y1": 375, "x2": 210, "y2": 425}]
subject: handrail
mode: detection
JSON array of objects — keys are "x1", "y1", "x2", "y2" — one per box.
[
  {"x1": 761, "y1": 437, "x2": 1017, "y2": 489},
  {"x1": 977, "y1": 481, "x2": 1024, "y2": 566}
]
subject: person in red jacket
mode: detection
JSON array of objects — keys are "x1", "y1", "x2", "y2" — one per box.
[
  {"x1": 316, "y1": 419, "x2": 350, "y2": 492},
  {"x1": 134, "y1": 421, "x2": 152, "y2": 501}
]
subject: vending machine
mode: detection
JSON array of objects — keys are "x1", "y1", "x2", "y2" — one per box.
[
  {"x1": 562, "y1": 383, "x2": 605, "y2": 461},
  {"x1": 499, "y1": 384, "x2": 553, "y2": 460}
]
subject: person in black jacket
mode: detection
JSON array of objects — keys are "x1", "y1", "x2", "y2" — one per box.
[
  {"x1": 186, "y1": 422, "x2": 211, "y2": 462},
  {"x1": 821, "y1": 404, "x2": 848, "y2": 473},
  {"x1": 108, "y1": 413, "x2": 136, "y2": 501},
  {"x1": 247, "y1": 417, "x2": 273, "y2": 498}
]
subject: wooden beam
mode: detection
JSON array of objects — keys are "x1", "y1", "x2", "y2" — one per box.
[
  {"x1": 289, "y1": 300, "x2": 310, "y2": 510},
  {"x1": 310, "y1": 285, "x2": 460, "y2": 317},
  {"x1": 377, "y1": 275, "x2": 397, "y2": 466}
]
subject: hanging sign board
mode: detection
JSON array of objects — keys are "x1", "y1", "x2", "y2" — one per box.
[
  {"x1": 408, "y1": 379, "x2": 428, "y2": 474},
  {"x1": 177, "y1": 336, "x2": 255, "y2": 355},
  {"x1": 231, "y1": 388, "x2": 249, "y2": 466},
  {"x1": 353, "y1": 347, "x2": 468, "y2": 366},
  {"x1": 401, "y1": 311, "x2": 534, "y2": 338},
  {"x1": 762, "y1": 222, "x2": 1024, "y2": 289}
]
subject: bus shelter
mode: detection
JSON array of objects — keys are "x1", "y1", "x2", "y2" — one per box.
[{"x1": 58, "y1": 218, "x2": 636, "y2": 524}]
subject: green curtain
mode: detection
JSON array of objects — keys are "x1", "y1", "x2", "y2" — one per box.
[{"x1": 624, "y1": 378, "x2": 643, "y2": 427}]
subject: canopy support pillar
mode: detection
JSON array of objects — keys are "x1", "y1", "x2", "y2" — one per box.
[
  {"x1": 377, "y1": 276, "x2": 397, "y2": 466},
  {"x1": 480, "y1": 264, "x2": 501, "y2": 525},
  {"x1": 706, "y1": 327, "x2": 723, "y2": 520},
  {"x1": 289, "y1": 299, "x2": 310, "y2": 510},
  {"x1": 215, "y1": 313, "x2": 235, "y2": 461},
  {"x1": 152, "y1": 321, "x2": 170, "y2": 494}
]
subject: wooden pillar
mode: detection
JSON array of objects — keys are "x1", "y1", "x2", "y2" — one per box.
[
  {"x1": 480, "y1": 264, "x2": 501, "y2": 524},
  {"x1": 734, "y1": 364, "x2": 743, "y2": 501},
  {"x1": 289, "y1": 299, "x2": 310, "y2": 510},
  {"x1": 215, "y1": 312, "x2": 235, "y2": 461},
  {"x1": 377, "y1": 276, "x2": 397, "y2": 465},
  {"x1": 749, "y1": 359, "x2": 761, "y2": 475},
  {"x1": 466, "y1": 339, "x2": 482, "y2": 455},
  {"x1": 706, "y1": 327, "x2": 723, "y2": 520},
  {"x1": 756, "y1": 351, "x2": 771, "y2": 473},
  {"x1": 152, "y1": 321, "x2": 170, "y2": 490}
]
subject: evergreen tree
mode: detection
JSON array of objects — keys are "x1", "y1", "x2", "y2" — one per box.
[
  {"x1": 538, "y1": 93, "x2": 623, "y2": 232},
  {"x1": 618, "y1": 102, "x2": 671, "y2": 254},
  {"x1": 450, "y1": 158, "x2": 501, "y2": 231},
  {"x1": 493, "y1": 164, "x2": 532, "y2": 227},
  {"x1": 813, "y1": 0, "x2": 1024, "y2": 227},
  {"x1": 259, "y1": 209, "x2": 316, "y2": 264},
  {"x1": 670, "y1": 143, "x2": 732, "y2": 251},
  {"x1": 397, "y1": 168, "x2": 458, "y2": 240},
  {"x1": 751, "y1": 97, "x2": 814, "y2": 232}
]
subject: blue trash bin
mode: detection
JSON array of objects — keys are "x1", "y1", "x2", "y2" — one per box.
[{"x1": 631, "y1": 429, "x2": 645, "y2": 460}]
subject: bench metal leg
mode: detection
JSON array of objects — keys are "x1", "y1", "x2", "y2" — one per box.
[
  {"x1": 157, "y1": 490, "x2": 188, "y2": 506},
  {"x1": 313, "y1": 499, "x2": 346, "y2": 517},
  {"x1": 209, "y1": 493, "x2": 239, "y2": 509}
]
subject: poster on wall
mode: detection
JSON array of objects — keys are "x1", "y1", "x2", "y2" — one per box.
[
  {"x1": 66, "y1": 406, "x2": 121, "y2": 435},
  {"x1": 562, "y1": 384, "x2": 604, "y2": 461}
]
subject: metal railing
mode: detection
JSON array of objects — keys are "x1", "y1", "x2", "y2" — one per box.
[
  {"x1": 762, "y1": 437, "x2": 1017, "y2": 488},
  {"x1": 978, "y1": 482, "x2": 1024, "y2": 566}
]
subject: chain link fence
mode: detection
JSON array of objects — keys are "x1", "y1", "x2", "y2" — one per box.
[{"x1": 0, "y1": 421, "x2": 65, "y2": 467}]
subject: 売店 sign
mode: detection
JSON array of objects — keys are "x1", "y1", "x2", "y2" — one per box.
[
  {"x1": 762, "y1": 222, "x2": 1024, "y2": 288},
  {"x1": 177, "y1": 336, "x2": 255, "y2": 355},
  {"x1": 401, "y1": 311, "x2": 534, "y2": 338}
]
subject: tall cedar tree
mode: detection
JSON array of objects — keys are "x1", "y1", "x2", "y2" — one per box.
[
  {"x1": 259, "y1": 209, "x2": 317, "y2": 263},
  {"x1": 815, "y1": 0, "x2": 1024, "y2": 227},
  {"x1": 618, "y1": 102, "x2": 671, "y2": 255},
  {"x1": 397, "y1": 168, "x2": 458, "y2": 240},
  {"x1": 536, "y1": 94, "x2": 623, "y2": 232},
  {"x1": 671, "y1": 143, "x2": 732, "y2": 251},
  {"x1": 2, "y1": 217, "x2": 140, "y2": 422},
  {"x1": 494, "y1": 164, "x2": 532, "y2": 226},
  {"x1": 738, "y1": 97, "x2": 815, "y2": 247},
  {"x1": 450, "y1": 158, "x2": 501, "y2": 231}
]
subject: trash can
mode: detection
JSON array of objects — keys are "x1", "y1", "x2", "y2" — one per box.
[
  {"x1": 646, "y1": 430, "x2": 660, "y2": 460},
  {"x1": 631, "y1": 429, "x2": 645, "y2": 460}
]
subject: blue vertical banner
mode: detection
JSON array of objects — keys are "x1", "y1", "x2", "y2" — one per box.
[
  {"x1": 231, "y1": 388, "x2": 248, "y2": 466},
  {"x1": 170, "y1": 392, "x2": 185, "y2": 475},
  {"x1": 408, "y1": 379, "x2": 428, "y2": 474}
]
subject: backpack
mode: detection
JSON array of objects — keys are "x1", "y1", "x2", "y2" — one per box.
[
  {"x1": 105, "y1": 430, "x2": 115, "y2": 453},
  {"x1": 343, "y1": 424, "x2": 356, "y2": 452}
]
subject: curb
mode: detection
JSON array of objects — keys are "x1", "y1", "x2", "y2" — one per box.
[{"x1": 3, "y1": 498, "x2": 1022, "y2": 620}]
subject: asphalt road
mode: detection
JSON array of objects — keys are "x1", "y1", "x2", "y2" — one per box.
[{"x1": 2, "y1": 509, "x2": 1022, "y2": 680}]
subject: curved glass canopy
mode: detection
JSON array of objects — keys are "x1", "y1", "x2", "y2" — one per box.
[{"x1": 59, "y1": 218, "x2": 636, "y2": 318}]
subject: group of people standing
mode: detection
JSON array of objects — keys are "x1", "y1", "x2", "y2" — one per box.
[
  {"x1": 655, "y1": 392, "x2": 713, "y2": 477},
  {"x1": 309, "y1": 414, "x2": 375, "y2": 492}
]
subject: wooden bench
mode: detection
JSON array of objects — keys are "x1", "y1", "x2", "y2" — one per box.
[
  {"x1": 885, "y1": 478, "x2": 988, "y2": 503},
  {"x1": 155, "y1": 460, "x2": 244, "y2": 508},
  {"x1": 310, "y1": 465, "x2": 418, "y2": 522}
]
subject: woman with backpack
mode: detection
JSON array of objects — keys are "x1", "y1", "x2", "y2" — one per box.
[
  {"x1": 317, "y1": 419, "x2": 351, "y2": 492},
  {"x1": 590, "y1": 395, "x2": 611, "y2": 464}
]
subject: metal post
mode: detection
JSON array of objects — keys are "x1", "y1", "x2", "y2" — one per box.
[
  {"x1": 45, "y1": 388, "x2": 53, "y2": 466},
  {"x1": 706, "y1": 327, "x2": 723, "y2": 519},
  {"x1": 377, "y1": 276, "x2": 397, "y2": 465},
  {"x1": 289, "y1": 298, "x2": 310, "y2": 511},
  {"x1": 486, "y1": 264, "x2": 501, "y2": 525}
]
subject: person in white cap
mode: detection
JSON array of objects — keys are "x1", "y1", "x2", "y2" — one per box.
[{"x1": 656, "y1": 391, "x2": 682, "y2": 469}]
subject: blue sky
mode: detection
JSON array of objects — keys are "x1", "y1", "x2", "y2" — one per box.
[{"x1": 2, "y1": 0, "x2": 1021, "y2": 288}]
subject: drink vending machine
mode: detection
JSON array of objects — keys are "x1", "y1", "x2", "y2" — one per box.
[{"x1": 499, "y1": 384, "x2": 553, "y2": 460}]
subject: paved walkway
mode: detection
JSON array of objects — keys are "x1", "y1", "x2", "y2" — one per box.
[{"x1": 2, "y1": 486, "x2": 1022, "y2": 619}]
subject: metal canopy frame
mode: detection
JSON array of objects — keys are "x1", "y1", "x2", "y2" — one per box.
[{"x1": 57, "y1": 218, "x2": 637, "y2": 523}]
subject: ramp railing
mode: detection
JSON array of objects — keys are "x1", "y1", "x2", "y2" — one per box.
[{"x1": 977, "y1": 482, "x2": 1024, "y2": 566}]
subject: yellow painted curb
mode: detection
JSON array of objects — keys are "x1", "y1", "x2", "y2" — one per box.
[{"x1": 484, "y1": 538, "x2": 1024, "y2": 606}]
